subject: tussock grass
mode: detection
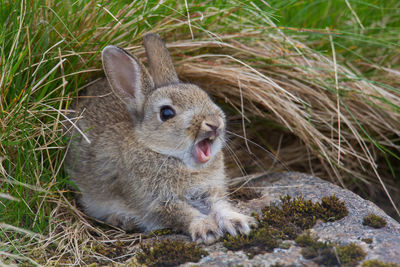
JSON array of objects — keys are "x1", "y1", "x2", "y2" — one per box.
[{"x1": 1, "y1": 0, "x2": 399, "y2": 265}]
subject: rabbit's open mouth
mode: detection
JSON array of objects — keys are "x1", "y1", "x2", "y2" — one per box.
[{"x1": 194, "y1": 138, "x2": 212, "y2": 163}]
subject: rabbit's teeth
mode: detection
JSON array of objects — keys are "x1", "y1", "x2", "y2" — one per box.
[{"x1": 194, "y1": 138, "x2": 212, "y2": 163}]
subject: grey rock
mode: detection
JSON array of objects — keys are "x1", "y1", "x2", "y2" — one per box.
[{"x1": 136, "y1": 172, "x2": 400, "y2": 266}]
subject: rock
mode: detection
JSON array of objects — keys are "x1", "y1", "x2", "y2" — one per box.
[{"x1": 133, "y1": 172, "x2": 400, "y2": 266}]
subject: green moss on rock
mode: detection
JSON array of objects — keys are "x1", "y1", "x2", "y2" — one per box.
[
  {"x1": 296, "y1": 232, "x2": 366, "y2": 266},
  {"x1": 319, "y1": 195, "x2": 350, "y2": 221},
  {"x1": 363, "y1": 214, "x2": 387, "y2": 229},
  {"x1": 361, "y1": 238, "x2": 373, "y2": 244},
  {"x1": 337, "y1": 243, "x2": 366, "y2": 266},
  {"x1": 362, "y1": 259, "x2": 400, "y2": 267},
  {"x1": 261, "y1": 195, "x2": 348, "y2": 239},
  {"x1": 223, "y1": 226, "x2": 280, "y2": 258},
  {"x1": 144, "y1": 228, "x2": 173, "y2": 237},
  {"x1": 279, "y1": 241, "x2": 292, "y2": 249},
  {"x1": 295, "y1": 232, "x2": 338, "y2": 265},
  {"x1": 136, "y1": 239, "x2": 208, "y2": 267},
  {"x1": 223, "y1": 194, "x2": 348, "y2": 257}
]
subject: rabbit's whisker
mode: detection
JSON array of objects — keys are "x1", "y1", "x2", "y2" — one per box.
[
  {"x1": 224, "y1": 134, "x2": 276, "y2": 175},
  {"x1": 224, "y1": 140, "x2": 247, "y2": 178},
  {"x1": 225, "y1": 130, "x2": 289, "y2": 171},
  {"x1": 220, "y1": 141, "x2": 253, "y2": 202}
]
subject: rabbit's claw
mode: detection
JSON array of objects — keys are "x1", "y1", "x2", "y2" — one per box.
[
  {"x1": 189, "y1": 217, "x2": 223, "y2": 244},
  {"x1": 215, "y1": 210, "x2": 257, "y2": 236}
]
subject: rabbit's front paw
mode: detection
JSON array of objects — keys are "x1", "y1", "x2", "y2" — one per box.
[
  {"x1": 189, "y1": 217, "x2": 223, "y2": 244},
  {"x1": 216, "y1": 210, "x2": 257, "y2": 236}
]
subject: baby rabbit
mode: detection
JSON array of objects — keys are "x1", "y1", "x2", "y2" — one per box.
[{"x1": 65, "y1": 33, "x2": 255, "y2": 244}]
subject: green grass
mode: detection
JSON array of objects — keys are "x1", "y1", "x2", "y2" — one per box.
[
  {"x1": 1, "y1": 0, "x2": 399, "y2": 265},
  {"x1": 270, "y1": 0, "x2": 400, "y2": 77}
]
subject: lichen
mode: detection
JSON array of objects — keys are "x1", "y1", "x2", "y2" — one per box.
[
  {"x1": 136, "y1": 239, "x2": 208, "y2": 267},
  {"x1": 362, "y1": 214, "x2": 387, "y2": 229},
  {"x1": 295, "y1": 232, "x2": 366, "y2": 266},
  {"x1": 223, "y1": 194, "x2": 348, "y2": 258},
  {"x1": 361, "y1": 259, "x2": 400, "y2": 267}
]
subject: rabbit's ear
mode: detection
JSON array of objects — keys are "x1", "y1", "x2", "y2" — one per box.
[
  {"x1": 102, "y1": 46, "x2": 150, "y2": 118},
  {"x1": 143, "y1": 33, "x2": 179, "y2": 88}
]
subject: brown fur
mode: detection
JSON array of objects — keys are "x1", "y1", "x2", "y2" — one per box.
[{"x1": 65, "y1": 33, "x2": 255, "y2": 244}]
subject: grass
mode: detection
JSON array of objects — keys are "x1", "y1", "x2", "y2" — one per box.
[{"x1": 1, "y1": 0, "x2": 399, "y2": 265}]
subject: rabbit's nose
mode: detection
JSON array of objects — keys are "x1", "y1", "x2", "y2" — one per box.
[{"x1": 201, "y1": 117, "x2": 224, "y2": 135}]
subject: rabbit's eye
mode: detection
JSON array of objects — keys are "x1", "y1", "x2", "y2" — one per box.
[{"x1": 160, "y1": 106, "x2": 176, "y2": 121}]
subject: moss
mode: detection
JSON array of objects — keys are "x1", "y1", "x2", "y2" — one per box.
[
  {"x1": 361, "y1": 238, "x2": 373, "y2": 244},
  {"x1": 146, "y1": 228, "x2": 173, "y2": 237},
  {"x1": 295, "y1": 232, "x2": 339, "y2": 265},
  {"x1": 295, "y1": 232, "x2": 366, "y2": 266},
  {"x1": 337, "y1": 243, "x2": 366, "y2": 266},
  {"x1": 136, "y1": 239, "x2": 208, "y2": 267},
  {"x1": 294, "y1": 232, "x2": 318, "y2": 247},
  {"x1": 362, "y1": 260, "x2": 400, "y2": 267},
  {"x1": 223, "y1": 227, "x2": 280, "y2": 258},
  {"x1": 91, "y1": 242, "x2": 131, "y2": 263},
  {"x1": 319, "y1": 195, "x2": 350, "y2": 221},
  {"x1": 141, "y1": 228, "x2": 174, "y2": 240},
  {"x1": 223, "y1": 194, "x2": 348, "y2": 257},
  {"x1": 261, "y1": 195, "x2": 348, "y2": 239},
  {"x1": 279, "y1": 241, "x2": 292, "y2": 249},
  {"x1": 229, "y1": 187, "x2": 262, "y2": 201},
  {"x1": 363, "y1": 214, "x2": 387, "y2": 229}
]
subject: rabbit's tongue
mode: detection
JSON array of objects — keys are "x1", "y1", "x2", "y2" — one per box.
[{"x1": 194, "y1": 139, "x2": 211, "y2": 163}]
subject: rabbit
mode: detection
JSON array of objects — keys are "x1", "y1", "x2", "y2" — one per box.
[{"x1": 65, "y1": 33, "x2": 256, "y2": 244}]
